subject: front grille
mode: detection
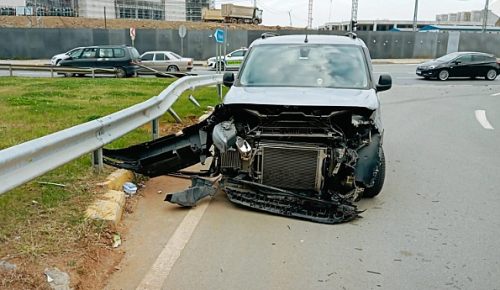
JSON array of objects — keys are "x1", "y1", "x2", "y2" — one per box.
[{"x1": 260, "y1": 143, "x2": 326, "y2": 191}]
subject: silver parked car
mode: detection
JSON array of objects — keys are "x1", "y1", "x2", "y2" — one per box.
[
  {"x1": 139, "y1": 51, "x2": 194, "y2": 73},
  {"x1": 51, "y1": 47, "x2": 85, "y2": 65}
]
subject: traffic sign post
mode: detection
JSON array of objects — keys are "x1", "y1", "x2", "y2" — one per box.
[
  {"x1": 214, "y1": 29, "x2": 224, "y2": 43},
  {"x1": 130, "y1": 28, "x2": 136, "y2": 47},
  {"x1": 213, "y1": 29, "x2": 225, "y2": 99},
  {"x1": 179, "y1": 25, "x2": 187, "y2": 56}
]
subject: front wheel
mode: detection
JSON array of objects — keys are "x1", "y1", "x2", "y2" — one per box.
[
  {"x1": 363, "y1": 148, "x2": 386, "y2": 198},
  {"x1": 486, "y1": 69, "x2": 497, "y2": 81},
  {"x1": 438, "y1": 69, "x2": 449, "y2": 81},
  {"x1": 63, "y1": 73, "x2": 75, "y2": 77},
  {"x1": 253, "y1": 19, "x2": 259, "y2": 25}
]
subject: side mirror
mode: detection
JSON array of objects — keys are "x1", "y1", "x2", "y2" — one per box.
[
  {"x1": 223, "y1": 72, "x2": 235, "y2": 87},
  {"x1": 454, "y1": 60, "x2": 462, "y2": 64},
  {"x1": 376, "y1": 74, "x2": 392, "y2": 92},
  {"x1": 227, "y1": 54, "x2": 232, "y2": 58}
]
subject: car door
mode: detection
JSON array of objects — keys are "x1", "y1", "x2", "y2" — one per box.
[
  {"x1": 450, "y1": 54, "x2": 472, "y2": 77},
  {"x1": 470, "y1": 54, "x2": 489, "y2": 77},
  {"x1": 95, "y1": 48, "x2": 115, "y2": 69},
  {"x1": 225, "y1": 49, "x2": 246, "y2": 69},
  {"x1": 69, "y1": 47, "x2": 97, "y2": 68},
  {"x1": 154, "y1": 52, "x2": 169, "y2": 71},
  {"x1": 140, "y1": 53, "x2": 155, "y2": 72}
]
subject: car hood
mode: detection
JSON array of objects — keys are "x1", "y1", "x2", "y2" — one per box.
[
  {"x1": 419, "y1": 60, "x2": 444, "y2": 67},
  {"x1": 223, "y1": 86, "x2": 380, "y2": 110},
  {"x1": 53, "y1": 53, "x2": 69, "y2": 59}
]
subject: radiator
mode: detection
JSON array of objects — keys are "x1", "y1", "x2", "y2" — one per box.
[{"x1": 260, "y1": 143, "x2": 327, "y2": 191}]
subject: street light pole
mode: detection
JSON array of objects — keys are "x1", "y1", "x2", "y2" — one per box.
[
  {"x1": 412, "y1": 0, "x2": 419, "y2": 32},
  {"x1": 482, "y1": 0, "x2": 490, "y2": 33}
]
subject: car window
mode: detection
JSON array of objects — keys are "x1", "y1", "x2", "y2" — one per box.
[
  {"x1": 435, "y1": 52, "x2": 461, "y2": 62},
  {"x1": 130, "y1": 48, "x2": 140, "y2": 59},
  {"x1": 456, "y1": 54, "x2": 472, "y2": 64},
  {"x1": 171, "y1": 53, "x2": 182, "y2": 59},
  {"x1": 239, "y1": 44, "x2": 369, "y2": 89},
  {"x1": 141, "y1": 53, "x2": 154, "y2": 61},
  {"x1": 155, "y1": 53, "x2": 165, "y2": 61},
  {"x1": 487, "y1": 56, "x2": 497, "y2": 62},
  {"x1": 114, "y1": 49, "x2": 125, "y2": 58},
  {"x1": 471, "y1": 55, "x2": 486, "y2": 62},
  {"x1": 69, "y1": 49, "x2": 83, "y2": 58},
  {"x1": 67, "y1": 48, "x2": 80, "y2": 54},
  {"x1": 231, "y1": 50, "x2": 245, "y2": 57},
  {"x1": 98, "y1": 48, "x2": 113, "y2": 58},
  {"x1": 81, "y1": 48, "x2": 97, "y2": 59}
]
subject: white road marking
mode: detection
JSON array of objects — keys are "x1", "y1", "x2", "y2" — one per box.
[
  {"x1": 491, "y1": 92, "x2": 500, "y2": 96},
  {"x1": 136, "y1": 198, "x2": 212, "y2": 290},
  {"x1": 373, "y1": 72, "x2": 390, "y2": 74},
  {"x1": 475, "y1": 110, "x2": 494, "y2": 130},
  {"x1": 396, "y1": 77, "x2": 416, "y2": 79}
]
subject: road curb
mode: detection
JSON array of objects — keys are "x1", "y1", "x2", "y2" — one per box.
[{"x1": 88, "y1": 169, "x2": 134, "y2": 227}]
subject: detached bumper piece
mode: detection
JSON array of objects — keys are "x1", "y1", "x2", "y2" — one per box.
[
  {"x1": 221, "y1": 178, "x2": 362, "y2": 224},
  {"x1": 165, "y1": 176, "x2": 217, "y2": 207}
]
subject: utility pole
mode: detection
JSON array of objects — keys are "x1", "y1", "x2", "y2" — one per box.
[
  {"x1": 482, "y1": 0, "x2": 490, "y2": 33},
  {"x1": 412, "y1": 0, "x2": 419, "y2": 32},
  {"x1": 288, "y1": 10, "x2": 292, "y2": 26},
  {"x1": 350, "y1": 0, "x2": 358, "y2": 32},
  {"x1": 307, "y1": 0, "x2": 313, "y2": 29}
]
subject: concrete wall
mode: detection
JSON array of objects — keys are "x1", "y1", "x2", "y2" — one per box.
[{"x1": 1, "y1": 28, "x2": 500, "y2": 60}]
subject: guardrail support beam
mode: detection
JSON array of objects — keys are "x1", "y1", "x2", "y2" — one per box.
[
  {"x1": 152, "y1": 118, "x2": 160, "y2": 140},
  {"x1": 50, "y1": 68, "x2": 54, "y2": 78},
  {"x1": 9, "y1": 65, "x2": 12, "y2": 77},
  {"x1": 168, "y1": 108, "x2": 183, "y2": 124},
  {"x1": 91, "y1": 148, "x2": 103, "y2": 172}
]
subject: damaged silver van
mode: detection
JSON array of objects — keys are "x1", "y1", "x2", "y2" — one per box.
[{"x1": 103, "y1": 33, "x2": 393, "y2": 224}]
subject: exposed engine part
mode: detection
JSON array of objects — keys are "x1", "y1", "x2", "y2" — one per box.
[{"x1": 213, "y1": 121, "x2": 237, "y2": 153}]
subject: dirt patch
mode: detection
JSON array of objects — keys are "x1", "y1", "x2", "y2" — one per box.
[{"x1": 0, "y1": 15, "x2": 305, "y2": 31}]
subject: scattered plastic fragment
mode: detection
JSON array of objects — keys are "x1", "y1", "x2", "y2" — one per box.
[
  {"x1": 158, "y1": 190, "x2": 162, "y2": 194},
  {"x1": 38, "y1": 181, "x2": 66, "y2": 187},
  {"x1": 123, "y1": 182, "x2": 137, "y2": 194},
  {"x1": 45, "y1": 273, "x2": 54, "y2": 282},
  {"x1": 112, "y1": 233, "x2": 122, "y2": 248}
]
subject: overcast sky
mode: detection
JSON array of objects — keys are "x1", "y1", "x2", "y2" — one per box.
[{"x1": 215, "y1": 0, "x2": 495, "y2": 28}]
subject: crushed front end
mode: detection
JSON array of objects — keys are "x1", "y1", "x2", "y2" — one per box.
[{"x1": 103, "y1": 103, "x2": 384, "y2": 224}]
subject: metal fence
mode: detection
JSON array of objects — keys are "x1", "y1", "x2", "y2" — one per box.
[
  {"x1": 0, "y1": 74, "x2": 223, "y2": 196},
  {"x1": 0, "y1": 63, "x2": 118, "y2": 78}
]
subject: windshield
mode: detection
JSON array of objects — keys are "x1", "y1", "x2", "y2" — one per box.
[
  {"x1": 435, "y1": 52, "x2": 461, "y2": 62},
  {"x1": 239, "y1": 44, "x2": 369, "y2": 89},
  {"x1": 130, "y1": 48, "x2": 140, "y2": 59}
]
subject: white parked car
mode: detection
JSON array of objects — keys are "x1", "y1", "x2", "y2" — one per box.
[
  {"x1": 139, "y1": 51, "x2": 194, "y2": 73},
  {"x1": 207, "y1": 48, "x2": 248, "y2": 70},
  {"x1": 51, "y1": 47, "x2": 85, "y2": 65}
]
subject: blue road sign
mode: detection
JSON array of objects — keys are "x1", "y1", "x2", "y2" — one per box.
[{"x1": 214, "y1": 29, "x2": 224, "y2": 43}]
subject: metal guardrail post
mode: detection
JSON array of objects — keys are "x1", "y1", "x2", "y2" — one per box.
[
  {"x1": 91, "y1": 148, "x2": 103, "y2": 172},
  {"x1": 50, "y1": 68, "x2": 54, "y2": 78},
  {"x1": 92, "y1": 69, "x2": 95, "y2": 78},
  {"x1": 152, "y1": 118, "x2": 159, "y2": 140},
  {"x1": 168, "y1": 108, "x2": 183, "y2": 124},
  {"x1": 9, "y1": 65, "x2": 12, "y2": 77}
]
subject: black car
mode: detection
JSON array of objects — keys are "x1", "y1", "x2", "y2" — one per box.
[
  {"x1": 58, "y1": 45, "x2": 141, "y2": 78},
  {"x1": 103, "y1": 33, "x2": 393, "y2": 224},
  {"x1": 416, "y1": 52, "x2": 500, "y2": 81}
]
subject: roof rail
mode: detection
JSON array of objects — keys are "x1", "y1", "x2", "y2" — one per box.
[
  {"x1": 261, "y1": 32, "x2": 280, "y2": 39},
  {"x1": 345, "y1": 32, "x2": 358, "y2": 39}
]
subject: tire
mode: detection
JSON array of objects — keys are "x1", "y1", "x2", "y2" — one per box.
[
  {"x1": 167, "y1": 65, "x2": 179, "y2": 72},
  {"x1": 215, "y1": 62, "x2": 225, "y2": 71},
  {"x1": 486, "y1": 69, "x2": 497, "y2": 81},
  {"x1": 363, "y1": 148, "x2": 386, "y2": 198},
  {"x1": 438, "y1": 69, "x2": 449, "y2": 81},
  {"x1": 115, "y1": 67, "x2": 127, "y2": 78},
  {"x1": 253, "y1": 19, "x2": 259, "y2": 25},
  {"x1": 63, "y1": 73, "x2": 75, "y2": 77},
  {"x1": 238, "y1": 19, "x2": 244, "y2": 24},
  {"x1": 77, "y1": 74, "x2": 85, "y2": 77},
  {"x1": 231, "y1": 18, "x2": 237, "y2": 24},
  {"x1": 424, "y1": 76, "x2": 430, "y2": 80}
]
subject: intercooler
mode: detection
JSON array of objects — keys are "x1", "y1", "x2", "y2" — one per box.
[{"x1": 258, "y1": 143, "x2": 327, "y2": 191}]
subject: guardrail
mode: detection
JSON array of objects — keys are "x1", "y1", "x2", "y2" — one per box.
[
  {"x1": 0, "y1": 74, "x2": 223, "y2": 196},
  {"x1": 0, "y1": 63, "x2": 118, "y2": 78}
]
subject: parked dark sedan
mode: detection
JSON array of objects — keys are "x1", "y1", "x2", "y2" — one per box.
[{"x1": 416, "y1": 52, "x2": 500, "y2": 81}]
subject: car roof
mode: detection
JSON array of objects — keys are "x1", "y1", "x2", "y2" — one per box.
[
  {"x1": 448, "y1": 51, "x2": 493, "y2": 56},
  {"x1": 250, "y1": 34, "x2": 367, "y2": 48},
  {"x1": 142, "y1": 51, "x2": 174, "y2": 54},
  {"x1": 83, "y1": 45, "x2": 132, "y2": 49}
]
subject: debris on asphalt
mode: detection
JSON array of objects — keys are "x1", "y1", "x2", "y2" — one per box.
[
  {"x1": 0, "y1": 260, "x2": 17, "y2": 271},
  {"x1": 367, "y1": 270, "x2": 382, "y2": 275},
  {"x1": 112, "y1": 233, "x2": 122, "y2": 248},
  {"x1": 44, "y1": 267, "x2": 71, "y2": 290},
  {"x1": 158, "y1": 190, "x2": 162, "y2": 194},
  {"x1": 123, "y1": 182, "x2": 137, "y2": 194}
]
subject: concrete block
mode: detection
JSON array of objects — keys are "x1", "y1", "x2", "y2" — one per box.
[
  {"x1": 98, "y1": 169, "x2": 134, "y2": 191},
  {"x1": 85, "y1": 190, "x2": 126, "y2": 227}
]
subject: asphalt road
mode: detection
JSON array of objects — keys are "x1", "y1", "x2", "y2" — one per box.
[{"x1": 100, "y1": 66, "x2": 500, "y2": 290}]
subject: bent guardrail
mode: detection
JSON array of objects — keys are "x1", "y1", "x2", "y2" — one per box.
[
  {"x1": 0, "y1": 63, "x2": 118, "y2": 78},
  {"x1": 0, "y1": 74, "x2": 223, "y2": 196}
]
